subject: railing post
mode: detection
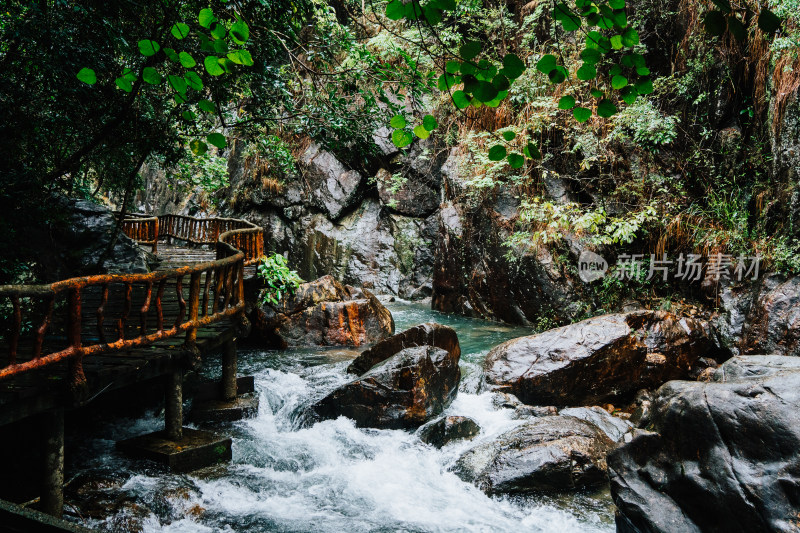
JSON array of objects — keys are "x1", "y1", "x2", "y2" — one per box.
[
  {"x1": 152, "y1": 217, "x2": 159, "y2": 254},
  {"x1": 221, "y1": 339, "x2": 237, "y2": 401},
  {"x1": 164, "y1": 369, "x2": 183, "y2": 441},
  {"x1": 185, "y1": 272, "x2": 201, "y2": 347},
  {"x1": 67, "y1": 288, "x2": 87, "y2": 398},
  {"x1": 40, "y1": 408, "x2": 64, "y2": 518}
]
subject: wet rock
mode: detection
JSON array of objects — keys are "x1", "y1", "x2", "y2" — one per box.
[
  {"x1": 419, "y1": 416, "x2": 480, "y2": 448},
  {"x1": 347, "y1": 322, "x2": 460, "y2": 375},
  {"x1": 311, "y1": 325, "x2": 461, "y2": 429},
  {"x1": 610, "y1": 355, "x2": 800, "y2": 533},
  {"x1": 627, "y1": 389, "x2": 654, "y2": 428},
  {"x1": 249, "y1": 275, "x2": 394, "y2": 348},
  {"x1": 558, "y1": 406, "x2": 632, "y2": 443},
  {"x1": 42, "y1": 198, "x2": 152, "y2": 280},
  {"x1": 452, "y1": 415, "x2": 617, "y2": 494},
  {"x1": 294, "y1": 199, "x2": 437, "y2": 299},
  {"x1": 299, "y1": 142, "x2": 364, "y2": 220},
  {"x1": 740, "y1": 275, "x2": 800, "y2": 357},
  {"x1": 376, "y1": 168, "x2": 440, "y2": 217},
  {"x1": 484, "y1": 311, "x2": 728, "y2": 406},
  {"x1": 513, "y1": 405, "x2": 559, "y2": 419},
  {"x1": 431, "y1": 178, "x2": 585, "y2": 324}
]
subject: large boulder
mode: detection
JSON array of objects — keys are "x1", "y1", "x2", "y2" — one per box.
[
  {"x1": 740, "y1": 276, "x2": 800, "y2": 357},
  {"x1": 310, "y1": 324, "x2": 461, "y2": 429},
  {"x1": 452, "y1": 415, "x2": 617, "y2": 494},
  {"x1": 609, "y1": 355, "x2": 800, "y2": 533},
  {"x1": 347, "y1": 322, "x2": 460, "y2": 375},
  {"x1": 484, "y1": 311, "x2": 727, "y2": 406},
  {"x1": 38, "y1": 198, "x2": 151, "y2": 281},
  {"x1": 299, "y1": 142, "x2": 364, "y2": 220},
  {"x1": 249, "y1": 275, "x2": 394, "y2": 348}
]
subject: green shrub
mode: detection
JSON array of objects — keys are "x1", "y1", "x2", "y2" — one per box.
[{"x1": 257, "y1": 253, "x2": 303, "y2": 306}]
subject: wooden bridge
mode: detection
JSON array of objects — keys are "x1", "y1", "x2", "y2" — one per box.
[{"x1": 0, "y1": 213, "x2": 265, "y2": 521}]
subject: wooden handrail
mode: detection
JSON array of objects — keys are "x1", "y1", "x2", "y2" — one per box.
[{"x1": 0, "y1": 213, "x2": 264, "y2": 387}]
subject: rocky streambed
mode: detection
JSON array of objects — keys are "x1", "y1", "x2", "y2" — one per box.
[{"x1": 62, "y1": 292, "x2": 800, "y2": 533}]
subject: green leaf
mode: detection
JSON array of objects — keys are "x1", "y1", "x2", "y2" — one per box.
[
  {"x1": 502, "y1": 130, "x2": 516, "y2": 141},
  {"x1": 610, "y1": 35, "x2": 623, "y2": 49},
  {"x1": 573, "y1": 106, "x2": 592, "y2": 122},
  {"x1": 446, "y1": 60, "x2": 461, "y2": 74},
  {"x1": 115, "y1": 76, "x2": 132, "y2": 92},
  {"x1": 536, "y1": 54, "x2": 558, "y2": 74},
  {"x1": 452, "y1": 90, "x2": 470, "y2": 109},
  {"x1": 727, "y1": 16, "x2": 746, "y2": 41},
  {"x1": 611, "y1": 75, "x2": 628, "y2": 89},
  {"x1": 199, "y1": 8, "x2": 215, "y2": 28},
  {"x1": 414, "y1": 124, "x2": 431, "y2": 139},
  {"x1": 591, "y1": 88, "x2": 604, "y2": 98},
  {"x1": 174, "y1": 93, "x2": 187, "y2": 104},
  {"x1": 422, "y1": 114, "x2": 438, "y2": 131},
  {"x1": 459, "y1": 41, "x2": 482, "y2": 60},
  {"x1": 609, "y1": 0, "x2": 625, "y2": 8},
  {"x1": 204, "y1": 55, "x2": 225, "y2": 76},
  {"x1": 635, "y1": 78, "x2": 654, "y2": 94},
  {"x1": 392, "y1": 129, "x2": 414, "y2": 148},
  {"x1": 198, "y1": 100, "x2": 215, "y2": 113},
  {"x1": 636, "y1": 67, "x2": 651, "y2": 76},
  {"x1": 507, "y1": 153, "x2": 525, "y2": 169},
  {"x1": 597, "y1": 99, "x2": 618, "y2": 117},
  {"x1": 437, "y1": 73, "x2": 459, "y2": 91},
  {"x1": 492, "y1": 74, "x2": 510, "y2": 91},
  {"x1": 207, "y1": 132, "x2": 226, "y2": 149},
  {"x1": 460, "y1": 61, "x2": 477, "y2": 76},
  {"x1": 621, "y1": 28, "x2": 639, "y2": 47},
  {"x1": 390, "y1": 114, "x2": 407, "y2": 128},
  {"x1": 138, "y1": 39, "x2": 160, "y2": 57},
  {"x1": 502, "y1": 54, "x2": 525, "y2": 79},
  {"x1": 121, "y1": 68, "x2": 137, "y2": 82},
  {"x1": 758, "y1": 8, "x2": 782, "y2": 34},
  {"x1": 163, "y1": 48, "x2": 180, "y2": 62},
  {"x1": 488, "y1": 145, "x2": 507, "y2": 161},
  {"x1": 704, "y1": 10, "x2": 727, "y2": 36},
  {"x1": 171, "y1": 22, "x2": 190, "y2": 40},
  {"x1": 386, "y1": 0, "x2": 404, "y2": 20},
  {"x1": 613, "y1": 10, "x2": 628, "y2": 29},
  {"x1": 179, "y1": 51, "x2": 196, "y2": 68},
  {"x1": 711, "y1": 0, "x2": 731, "y2": 13},
  {"x1": 558, "y1": 95, "x2": 576, "y2": 109},
  {"x1": 185, "y1": 71, "x2": 203, "y2": 90},
  {"x1": 548, "y1": 66, "x2": 568, "y2": 84},
  {"x1": 182, "y1": 110, "x2": 196, "y2": 121},
  {"x1": 632, "y1": 53, "x2": 646, "y2": 68},
  {"x1": 168, "y1": 74, "x2": 187, "y2": 94},
  {"x1": 474, "y1": 81, "x2": 499, "y2": 103},
  {"x1": 620, "y1": 85, "x2": 638, "y2": 104},
  {"x1": 230, "y1": 20, "x2": 250, "y2": 44},
  {"x1": 211, "y1": 22, "x2": 227, "y2": 40},
  {"x1": 609, "y1": 64, "x2": 623, "y2": 76},
  {"x1": 576, "y1": 63, "x2": 597, "y2": 81},
  {"x1": 228, "y1": 50, "x2": 254, "y2": 66},
  {"x1": 553, "y1": 3, "x2": 581, "y2": 31},
  {"x1": 190, "y1": 139, "x2": 208, "y2": 155},
  {"x1": 586, "y1": 31, "x2": 602, "y2": 49},
  {"x1": 142, "y1": 66, "x2": 162, "y2": 85},
  {"x1": 580, "y1": 48, "x2": 601, "y2": 65},
  {"x1": 524, "y1": 143, "x2": 542, "y2": 159},
  {"x1": 76, "y1": 67, "x2": 96, "y2": 85}
]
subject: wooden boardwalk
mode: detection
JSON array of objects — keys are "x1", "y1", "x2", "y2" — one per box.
[{"x1": 0, "y1": 244, "x2": 243, "y2": 427}]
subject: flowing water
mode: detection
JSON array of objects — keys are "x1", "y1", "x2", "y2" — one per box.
[{"x1": 67, "y1": 301, "x2": 616, "y2": 533}]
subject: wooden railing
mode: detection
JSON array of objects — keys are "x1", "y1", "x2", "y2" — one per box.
[
  {"x1": 121, "y1": 214, "x2": 264, "y2": 265},
  {"x1": 0, "y1": 214, "x2": 264, "y2": 388}
]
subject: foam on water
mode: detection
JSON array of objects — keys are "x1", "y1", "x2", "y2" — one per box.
[{"x1": 74, "y1": 301, "x2": 615, "y2": 533}]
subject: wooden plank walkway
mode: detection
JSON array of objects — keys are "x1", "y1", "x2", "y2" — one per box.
[{"x1": 0, "y1": 245, "x2": 242, "y2": 427}]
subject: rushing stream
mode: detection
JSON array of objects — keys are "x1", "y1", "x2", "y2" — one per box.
[{"x1": 67, "y1": 301, "x2": 616, "y2": 533}]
